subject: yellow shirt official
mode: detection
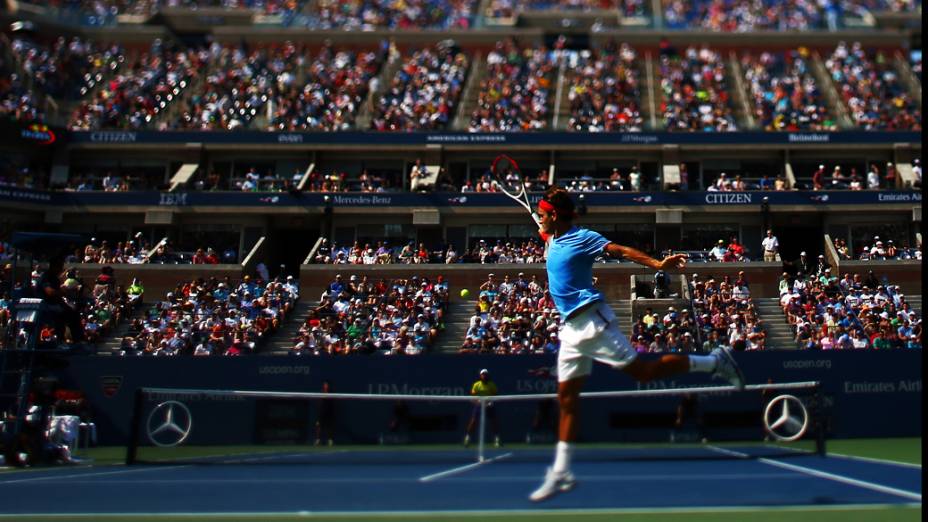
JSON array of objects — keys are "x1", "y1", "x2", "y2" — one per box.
[{"x1": 471, "y1": 380, "x2": 498, "y2": 397}]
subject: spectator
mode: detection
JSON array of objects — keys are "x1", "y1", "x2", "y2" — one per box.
[
  {"x1": 761, "y1": 230, "x2": 779, "y2": 262},
  {"x1": 709, "y1": 239, "x2": 727, "y2": 261}
]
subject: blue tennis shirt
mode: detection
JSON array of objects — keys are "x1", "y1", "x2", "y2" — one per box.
[{"x1": 546, "y1": 226, "x2": 610, "y2": 318}]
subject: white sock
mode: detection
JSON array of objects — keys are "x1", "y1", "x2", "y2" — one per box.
[
  {"x1": 688, "y1": 354, "x2": 717, "y2": 373},
  {"x1": 552, "y1": 441, "x2": 572, "y2": 473}
]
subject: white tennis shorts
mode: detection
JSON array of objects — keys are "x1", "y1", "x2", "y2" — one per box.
[{"x1": 557, "y1": 300, "x2": 638, "y2": 382}]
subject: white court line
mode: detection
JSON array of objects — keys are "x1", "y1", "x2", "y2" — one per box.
[
  {"x1": 0, "y1": 464, "x2": 191, "y2": 485},
  {"x1": 707, "y1": 445, "x2": 922, "y2": 502},
  {"x1": 827, "y1": 452, "x2": 922, "y2": 469},
  {"x1": 418, "y1": 452, "x2": 513, "y2": 482},
  {"x1": 0, "y1": 503, "x2": 920, "y2": 519},
  {"x1": 769, "y1": 443, "x2": 922, "y2": 469},
  {"x1": 12, "y1": 471, "x2": 796, "y2": 486}
]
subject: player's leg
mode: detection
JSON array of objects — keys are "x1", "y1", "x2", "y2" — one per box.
[
  {"x1": 530, "y1": 332, "x2": 590, "y2": 502},
  {"x1": 588, "y1": 307, "x2": 745, "y2": 389},
  {"x1": 619, "y1": 345, "x2": 743, "y2": 389}
]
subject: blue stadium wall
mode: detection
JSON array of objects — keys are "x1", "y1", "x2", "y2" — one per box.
[{"x1": 57, "y1": 351, "x2": 921, "y2": 446}]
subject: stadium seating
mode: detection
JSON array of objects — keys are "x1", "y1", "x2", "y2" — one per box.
[
  {"x1": 659, "y1": 45, "x2": 738, "y2": 132},
  {"x1": 290, "y1": 275, "x2": 447, "y2": 355},
  {"x1": 779, "y1": 269, "x2": 921, "y2": 349},
  {"x1": 564, "y1": 43, "x2": 643, "y2": 132},
  {"x1": 460, "y1": 273, "x2": 558, "y2": 354},
  {"x1": 690, "y1": 274, "x2": 766, "y2": 350},
  {"x1": 120, "y1": 275, "x2": 298, "y2": 355},
  {"x1": 825, "y1": 41, "x2": 922, "y2": 130},
  {"x1": 305, "y1": 0, "x2": 475, "y2": 30},
  {"x1": 68, "y1": 42, "x2": 203, "y2": 130},
  {"x1": 741, "y1": 49, "x2": 837, "y2": 132},
  {"x1": 371, "y1": 44, "x2": 469, "y2": 131},
  {"x1": 468, "y1": 38, "x2": 556, "y2": 132},
  {"x1": 269, "y1": 43, "x2": 384, "y2": 131}
]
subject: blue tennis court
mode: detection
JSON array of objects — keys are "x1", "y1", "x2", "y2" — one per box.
[{"x1": 0, "y1": 446, "x2": 920, "y2": 517}]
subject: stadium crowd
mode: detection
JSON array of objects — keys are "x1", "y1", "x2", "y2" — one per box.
[
  {"x1": 662, "y1": 0, "x2": 830, "y2": 31},
  {"x1": 805, "y1": 160, "x2": 909, "y2": 190},
  {"x1": 28, "y1": 0, "x2": 306, "y2": 18},
  {"x1": 1, "y1": 34, "x2": 124, "y2": 124},
  {"x1": 371, "y1": 44, "x2": 469, "y2": 131},
  {"x1": 306, "y1": 0, "x2": 474, "y2": 30},
  {"x1": 468, "y1": 38, "x2": 556, "y2": 132},
  {"x1": 118, "y1": 274, "x2": 298, "y2": 355},
  {"x1": 312, "y1": 239, "x2": 547, "y2": 264},
  {"x1": 630, "y1": 303, "x2": 701, "y2": 353},
  {"x1": 269, "y1": 42, "x2": 385, "y2": 131},
  {"x1": 174, "y1": 43, "x2": 300, "y2": 131},
  {"x1": 8, "y1": 265, "x2": 144, "y2": 349},
  {"x1": 459, "y1": 272, "x2": 560, "y2": 354},
  {"x1": 689, "y1": 272, "x2": 766, "y2": 351},
  {"x1": 290, "y1": 274, "x2": 448, "y2": 355},
  {"x1": 780, "y1": 269, "x2": 921, "y2": 350},
  {"x1": 832, "y1": 236, "x2": 922, "y2": 261},
  {"x1": 659, "y1": 45, "x2": 738, "y2": 132},
  {"x1": 741, "y1": 49, "x2": 837, "y2": 131},
  {"x1": 68, "y1": 40, "x2": 203, "y2": 130},
  {"x1": 3, "y1": 33, "x2": 921, "y2": 136},
  {"x1": 825, "y1": 41, "x2": 922, "y2": 131},
  {"x1": 564, "y1": 43, "x2": 644, "y2": 132}
]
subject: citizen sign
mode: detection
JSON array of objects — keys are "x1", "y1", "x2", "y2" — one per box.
[
  {"x1": 90, "y1": 132, "x2": 138, "y2": 143},
  {"x1": 704, "y1": 193, "x2": 753, "y2": 204}
]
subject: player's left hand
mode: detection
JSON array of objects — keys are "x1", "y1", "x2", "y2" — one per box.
[{"x1": 658, "y1": 253, "x2": 688, "y2": 270}]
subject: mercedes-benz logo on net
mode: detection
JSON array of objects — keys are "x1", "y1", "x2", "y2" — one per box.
[
  {"x1": 763, "y1": 394, "x2": 809, "y2": 442},
  {"x1": 146, "y1": 400, "x2": 193, "y2": 447}
]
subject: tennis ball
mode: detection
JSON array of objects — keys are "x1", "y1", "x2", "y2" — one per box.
[{"x1": 460, "y1": 289, "x2": 470, "y2": 298}]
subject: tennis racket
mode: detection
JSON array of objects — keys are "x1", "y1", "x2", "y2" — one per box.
[{"x1": 490, "y1": 154, "x2": 540, "y2": 226}]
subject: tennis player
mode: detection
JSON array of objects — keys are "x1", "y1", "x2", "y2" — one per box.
[{"x1": 529, "y1": 187, "x2": 745, "y2": 502}]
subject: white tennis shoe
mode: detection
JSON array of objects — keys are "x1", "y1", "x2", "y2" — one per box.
[
  {"x1": 529, "y1": 467, "x2": 576, "y2": 502},
  {"x1": 711, "y1": 347, "x2": 745, "y2": 390}
]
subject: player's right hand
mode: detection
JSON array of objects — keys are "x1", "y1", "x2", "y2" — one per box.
[{"x1": 659, "y1": 253, "x2": 688, "y2": 270}]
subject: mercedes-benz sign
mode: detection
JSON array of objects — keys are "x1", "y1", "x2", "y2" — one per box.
[
  {"x1": 146, "y1": 400, "x2": 193, "y2": 447},
  {"x1": 763, "y1": 394, "x2": 810, "y2": 442}
]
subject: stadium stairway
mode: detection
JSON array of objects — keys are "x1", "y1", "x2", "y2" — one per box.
[
  {"x1": 264, "y1": 300, "x2": 313, "y2": 354},
  {"x1": 96, "y1": 304, "x2": 150, "y2": 355},
  {"x1": 609, "y1": 299, "x2": 633, "y2": 336},
  {"x1": 435, "y1": 300, "x2": 474, "y2": 353},
  {"x1": 755, "y1": 298, "x2": 797, "y2": 350},
  {"x1": 906, "y1": 295, "x2": 922, "y2": 316},
  {"x1": 355, "y1": 51, "x2": 404, "y2": 129},
  {"x1": 451, "y1": 53, "x2": 486, "y2": 130}
]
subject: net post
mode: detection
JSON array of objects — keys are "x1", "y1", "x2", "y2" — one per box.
[
  {"x1": 477, "y1": 398, "x2": 486, "y2": 463},
  {"x1": 126, "y1": 387, "x2": 144, "y2": 465},
  {"x1": 813, "y1": 384, "x2": 827, "y2": 457}
]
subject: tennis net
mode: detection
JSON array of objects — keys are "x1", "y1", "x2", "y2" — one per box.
[{"x1": 126, "y1": 381, "x2": 826, "y2": 466}]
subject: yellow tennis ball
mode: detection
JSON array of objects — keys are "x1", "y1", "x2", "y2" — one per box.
[{"x1": 460, "y1": 289, "x2": 470, "y2": 298}]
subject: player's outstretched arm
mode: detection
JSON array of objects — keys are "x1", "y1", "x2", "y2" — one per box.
[{"x1": 604, "y1": 243, "x2": 687, "y2": 271}]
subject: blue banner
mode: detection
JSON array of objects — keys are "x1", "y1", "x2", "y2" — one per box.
[
  {"x1": 1, "y1": 188, "x2": 922, "y2": 208},
  {"x1": 57, "y1": 350, "x2": 921, "y2": 445},
  {"x1": 67, "y1": 130, "x2": 922, "y2": 146}
]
